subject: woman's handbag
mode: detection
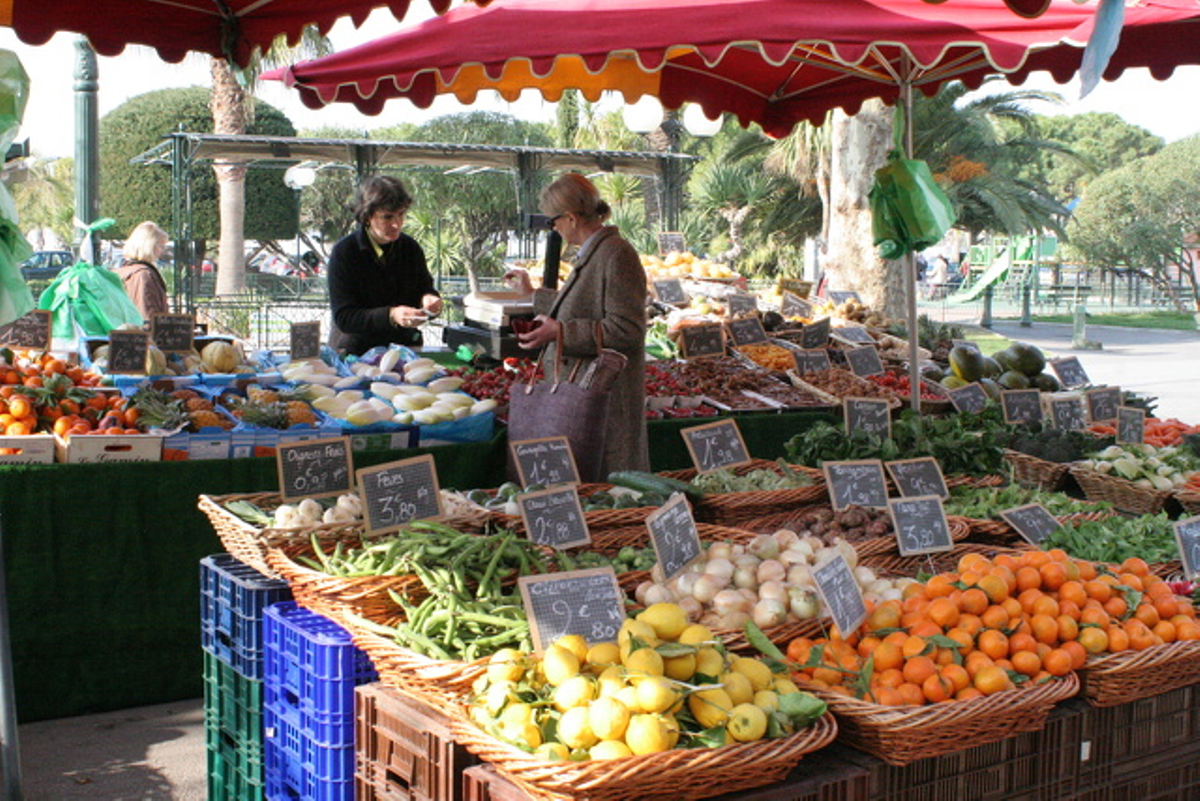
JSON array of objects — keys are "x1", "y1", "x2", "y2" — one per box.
[{"x1": 506, "y1": 325, "x2": 625, "y2": 484}]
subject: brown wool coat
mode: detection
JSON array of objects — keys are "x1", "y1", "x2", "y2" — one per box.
[{"x1": 532, "y1": 226, "x2": 650, "y2": 474}]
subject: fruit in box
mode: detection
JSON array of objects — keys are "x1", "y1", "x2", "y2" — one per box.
[{"x1": 641, "y1": 250, "x2": 736, "y2": 281}]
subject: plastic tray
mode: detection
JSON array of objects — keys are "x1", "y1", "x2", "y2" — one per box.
[
  {"x1": 204, "y1": 650, "x2": 265, "y2": 781},
  {"x1": 200, "y1": 554, "x2": 292, "y2": 681},
  {"x1": 265, "y1": 699, "x2": 356, "y2": 801}
]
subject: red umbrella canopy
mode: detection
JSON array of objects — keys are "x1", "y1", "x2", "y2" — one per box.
[
  {"x1": 0, "y1": 0, "x2": 491, "y2": 67},
  {"x1": 267, "y1": 0, "x2": 1200, "y2": 138}
]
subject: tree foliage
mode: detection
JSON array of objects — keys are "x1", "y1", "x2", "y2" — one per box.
[
  {"x1": 12, "y1": 157, "x2": 75, "y2": 245},
  {"x1": 1027, "y1": 112, "x2": 1163, "y2": 202},
  {"x1": 98, "y1": 87, "x2": 298, "y2": 240}
]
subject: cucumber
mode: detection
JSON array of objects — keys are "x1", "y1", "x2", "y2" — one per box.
[{"x1": 607, "y1": 470, "x2": 704, "y2": 501}]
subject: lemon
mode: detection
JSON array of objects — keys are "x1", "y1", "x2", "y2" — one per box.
[
  {"x1": 635, "y1": 676, "x2": 679, "y2": 715},
  {"x1": 483, "y1": 681, "x2": 515, "y2": 716},
  {"x1": 500, "y1": 721, "x2": 543, "y2": 749},
  {"x1": 615, "y1": 685, "x2": 643, "y2": 714},
  {"x1": 773, "y1": 677, "x2": 801, "y2": 695},
  {"x1": 733, "y1": 657, "x2": 775, "y2": 692},
  {"x1": 678, "y1": 623, "x2": 716, "y2": 646},
  {"x1": 555, "y1": 634, "x2": 590, "y2": 664},
  {"x1": 619, "y1": 620, "x2": 660, "y2": 660},
  {"x1": 723, "y1": 671, "x2": 754, "y2": 706},
  {"x1": 596, "y1": 665, "x2": 626, "y2": 698},
  {"x1": 727, "y1": 703, "x2": 768, "y2": 742},
  {"x1": 586, "y1": 642, "x2": 621, "y2": 672},
  {"x1": 588, "y1": 696, "x2": 631, "y2": 741},
  {"x1": 553, "y1": 675, "x2": 597, "y2": 712},
  {"x1": 662, "y1": 653, "x2": 697, "y2": 682},
  {"x1": 753, "y1": 690, "x2": 780, "y2": 713},
  {"x1": 487, "y1": 649, "x2": 527, "y2": 683},
  {"x1": 694, "y1": 647, "x2": 725, "y2": 679},
  {"x1": 535, "y1": 742, "x2": 570, "y2": 761},
  {"x1": 589, "y1": 740, "x2": 633, "y2": 760},
  {"x1": 688, "y1": 687, "x2": 733, "y2": 729},
  {"x1": 470, "y1": 705, "x2": 492, "y2": 728},
  {"x1": 625, "y1": 713, "x2": 674, "y2": 755},
  {"x1": 622, "y1": 647, "x2": 664, "y2": 681},
  {"x1": 542, "y1": 644, "x2": 581, "y2": 687},
  {"x1": 637, "y1": 603, "x2": 690, "y2": 642},
  {"x1": 557, "y1": 706, "x2": 598, "y2": 750},
  {"x1": 500, "y1": 702, "x2": 535, "y2": 727}
]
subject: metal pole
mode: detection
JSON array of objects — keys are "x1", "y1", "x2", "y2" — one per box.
[
  {"x1": 900, "y1": 75, "x2": 920, "y2": 415},
  {"x1": 982, "y1": 285, "x2": 994, "y2": 328},
  {"x1": 73, "y1": 37, "x2": 99, "y2": 263},
  {"x1": 0, "y1": 515, "x2": 24, "y2": 799},
  {"x1": 1020, "y1": 279, "x2": 1032, "y2": 327}
]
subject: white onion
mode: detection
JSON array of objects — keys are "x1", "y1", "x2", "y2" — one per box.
[
  {"x1": 707, "y1": 543, "x2": 733, "y2": 561},
  {"x1": 692, "y1": 575, "x2": 720, "y2": 604},
  {"x1": 752, "y1": 599, "x2": 788, "y2": 629},
  {"x1": 731, "y1": 543, "x2": 747, "y2": 556},
  {"x1": 801, "y1": 535, "x2": 824, "y2": 553},
  {"x1": 678, "y1": 596, "x2": 704, "y2": 620},
  {"x1": 779, "y1": 549, "x2": 810, "y2": 567},
  {"x1": 854, "y1": 566, "x2": 877, "y2": 586},
  {"x1": 787, "y1": 564, "x2": 814, "y2": 588},
  {"x1": 675, "y1": 570, "x2": 700, "y2": 598},
  {"x1": 732, "y1": 566, "x2": 758, "y2": 590},
  {"x1": 644, "y1": 584, "x2": 677, "y2": 606},
  {"x1": 635, "y1": 581, "x2": 654, "y2": 606},
  {"x1": 704, "y1": 557, "x2": 735, "y2": 582},
  {"x1": 734, "y1": 553, "x2": 760, "y2": 568},
  {"x1": 880, "y1": 587, "x2": 904, "y2": 602},
  {"x1": 759, "y1": 580, "x2": 788, "y2": 604},
  {"x1": 836, "y1": 539, "x2": 859, "y2": 568},
  {"x1": 790, "y1": 538, "x2": 815, "y2": 560},
  {"x1": 738, "y1": 587, "x2": 759, "y2": 605},
  {"x1": 750, "y1": 534, "x2": 780, "y2": 560},
  {"x1": 788, "y1": 588, "x2": 820, "y2": 619},
  {"x1": 773, "y1": 528, "x2": 800, "y2": 549},
  {"x1": 718, "y1": 611, "x2": 751, "y2": 631},
  {"x1": 713, "y1": 589, "x2": 748, "y2": 617},
  {"x1": 866, "y1": 579, "x2": 893, "y2": 597},
  {"x1": 756, "y1": 559, "x2": 786, "y2": 584}
]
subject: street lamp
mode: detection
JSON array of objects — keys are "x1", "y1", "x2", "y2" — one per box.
[
  {"x1": 284, "y1": 162, "x2": 317, "y2": 274},
  {"x1": 622, "y1": 99, "x2": 722, "y2": 231}
]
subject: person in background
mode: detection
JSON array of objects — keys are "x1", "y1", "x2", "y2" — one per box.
[
  {"x1": 504, "y1": 172, "x2": 649, "y2": 473},
  {"x1": 326, "y1": 175, "x2": 442, "y2": 355},
  {"x1": 115, "y1": 221, "x2": 170, "y2": 320},
  {"x1": 926, "y1": 254, "x2": 949, "y2": 298}
]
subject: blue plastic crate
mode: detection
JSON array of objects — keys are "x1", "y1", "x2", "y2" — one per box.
[
  {"x1": 204, "y1": 650, "x2": 265, "y2": 779},
  {"x1": 264, "y1": 700, "x2": 355, "y2": 801},
  {"x1": 263, "y1": 602, "x2": 376, "y2": 745},
  {"x1": 200, "y1": 554, "x2": 292, "y2": 681},
  {"x1": 208, "y1": 741, "x2": 265, "y2": 801}
]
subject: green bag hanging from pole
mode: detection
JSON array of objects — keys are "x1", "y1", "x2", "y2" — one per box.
[
  {"x1": 37, "y1": 261, "x2": 144, "y2": 344},
  {"x1": 869, "y1": 149, "x2": 957, "y2": 259},
  {"x1": 0, "y1": 50, "x2": 34, "y2": 328}
]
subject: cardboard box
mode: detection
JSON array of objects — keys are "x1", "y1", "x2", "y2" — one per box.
[
  {"x1": 0, "y1": 434, "x2": 56, "y2": 465},
  {"x1": 55, "y1": 432, "x2": 163, "y2": 464}
]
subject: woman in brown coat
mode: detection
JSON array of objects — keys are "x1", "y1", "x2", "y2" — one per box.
[
  {"x1": 115, "y1": 221, "x2": 170, "y2": 321},
  {"x1": 507, "y1": 173, "x2": 649, "y2": 475}
]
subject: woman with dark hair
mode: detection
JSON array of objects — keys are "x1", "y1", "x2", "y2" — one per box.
[{"x1": 326, "y1": 175, "x2": 442, "y2": 355}]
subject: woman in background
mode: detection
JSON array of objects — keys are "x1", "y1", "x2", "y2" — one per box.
[{"x1": 116, "y1": 221, "x2": 170, "y2": 321}]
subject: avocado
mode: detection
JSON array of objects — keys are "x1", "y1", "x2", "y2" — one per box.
[
  {"x1": 1008, "y1": 342, "x2": 1047, "y2": 377},
  {"x1": 941, "y1": 375, "x2": 968, "y2": 390},
  {"x1": 980, "y1": 356, "x2": 1002, "y2": 379},
  {"x1": 762, "y1": 310, "x2": 785, "y2": 331},
  {"x1": 921, "y1": 364, "x2": 946, "y2": 382},
  {"x1": 979, "y1": 377, "x2": 1003, "y2": 400},
  {"x1": 998, "y1": 370, "x2": 1031, "y2": 390},
  {"x1": 1032, "y1": 372, "x2": 1062, "y2": 392},
  {"x1": 993, "y1": 348, "x2": 1015, "y2": 372},
  {"x1": 948, "y1": 345, "x2": 987, "y2": 382}
]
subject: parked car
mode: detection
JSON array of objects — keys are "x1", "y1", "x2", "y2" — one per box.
[{"x1": 19, "y1": 250, "x2": 74, "y2": 281}]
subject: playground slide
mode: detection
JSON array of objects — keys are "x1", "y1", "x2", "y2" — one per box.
[{"x1": 947, "y1": 256, "x2": 1010, "y2": 303}]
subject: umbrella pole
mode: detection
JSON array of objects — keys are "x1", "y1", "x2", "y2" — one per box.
[{"x1": 901, "y1": 76, "x2": 921, "y2": 415}]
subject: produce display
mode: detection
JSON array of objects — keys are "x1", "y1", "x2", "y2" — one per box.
[
  {"x1": 1075, "y1": 443, "x2": 1198, "y2": 491},
  {"x1": 641, "y1": 250, "x2": 738, "y2": 282},
  {"x1": 734, "y1": 343, "x2": 800, "y2": 373},
  {"x1": 669, "y1": 357, "x2": 830, "y2": 410},
  {"x1": 1089, "y1": 417, "x2": 1200, "y2": 448},
  {"x1": 1041, "y1": 512, "x2": 1182, "y2": 566},
  {"x1": 126, "y1": 386, "x2": 237, "y2": 432},
  {"x1": 689, "y1": 462, "x2": 814, "y2": 494},
  {"x1": 217, "y1": 386, "x2": 318, "y2": 429},
  {"x1": 0, "y1": 351, "x2": 133, "y2": 436},
  {"x1": 1004, "y1": 424, "x2": 1112, "y2": 464},
  {"x1": 794, "y1": 368, "x2": 901, "y2": 405},
  {"x1": 939, "y1": 341, "x2": 1061, "y2": 394},
  {"x1": 942, "y1": 484, "x2": 1111, "y2": 520},
  {"x1": 865, "y1": 370, "x2": 945, "y2": 402}
]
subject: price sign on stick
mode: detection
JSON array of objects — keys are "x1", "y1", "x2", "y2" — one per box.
[
  {"x1": 800, "y1": 317, "x2": 831, "y2": 349},
  {"x1": 510, "y1": 437, "x2": 580, "y2": 488},
  {"x1": 843, "y1": 397, "x2": 891, "y2": 439},
  {"x1": 844, "y1": 345, "x2": 885, "y2": 378},
  {"x1": 108, "y1": 330, "x2": 150, "y2": 374},
  {"x1": 1117, "y1": 406, "x2": 1146, "y2": 445},
  {"x1": 888, "y1": 496, "x2": 954, "y2": 556},
  {"x1": 1050, "y1": 357, "x2": 1090, "y2": 389},
  {"x1": 518, "y1": 486, "x2": 591, "y2": 550},
  {"x1": 823, "y1": 459, "x2": 889, "y2": 510},
  {"x1": 151, "y1": 313, "x2": 195, "y2": 353},
  {"x1": 1049, "y1": 396, "x2": 1087, "y2": 431},
  {"x1": 652, "y1": 278, "x2": 689, "y2": 307},
  {"x1": 1001, "y1": 389, "x2": 1044, "y2": 425},
  {"x1": 832, "y1": 326, "x2": 876, "y2": 346},
  {"x1": 781, "y1": 292, "x2": 812, "y2": 318},
  {"x1": 813, "y1": 553, "x2": 868, "y2": 636},
  {"x1": 999, "y1": 504, "x2": 1061, "y2": 546},
  {"x1": 679, "y1": 323, "x2": 725, "y2": 359},
  {"x1": 0, "y1": 309, "x2": 51, "y2": 350},
  {"x1": 276, "y1": 436, "x2": 354, "y2": 501},
  {"x1": 727, "y1": 293, "x2": 759, "y2": 316},
  {"x1": 646, "y1": 493, "x2": 703, "y2": 581},
  {"x1": 726, "y1": 316, "x2": 769, "y2": 346},
  {"x1": 793, "y1": 348, "x2": 832, "y2": 374},
  {"x1": 657, "y1": 231, "x2": 686, "y2": 256},
  {"x1": 885, "y1": 457, "x2": 949, "y2": 500},
  {"x1": 681, "y1": 419, "x2": 752, "y2": 474},
  {"x1": 828, "y1": 290, "x2": 862, "y2": 304},
  {"x1": 778, "y1": 278, "x2": 813, "y2": 299},
  {"x1": 519, "y1": 568, "x2": 625, "y2": 652},
  {"x1": 948, "y1": 383, "x2": 989, "y2": 415},
  {"x1": 290, "y1": 321, "x2": 322, "y2": 361},
  {"x1": 1173, "y1": 516, "x2": 1200, "y2": 580},
  {"x1": 357, "y1": 454, "x2": 443, "y2": 535},
  {"x1": 1085, "y1": 387, "x2": 1121, "y2": 423}
]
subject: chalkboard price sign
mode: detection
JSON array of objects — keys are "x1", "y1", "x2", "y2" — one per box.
[
  {"x1": 1049, "y1": 396, "x2": 1087, "y2": 431},
  {"x1": 828, "y1": 290, "x2": 862, "y2": 304},
  {"x1": 652, "y1": 279, "x2": 689, "y2": 306},
  {"x1": 793, "y1": 348, "x2": 832, "y2": 374},
  {"x1": 108, "y1": 330, "x2": 150, "y2": 374},
  {"x1": 518, "y1": 486, "x2": 591, "y2": 550},
  {"x1": 888, "y1": 495, "x2": 954, "y2": 556},
  {"x1": 823, "y1": 459, "x2": 889, "y2": 510},
  {"x1": 276, "y1": 436, "x2": 354, "y2": 501},
  {"x1": 151, "y1": 313, "x2": 196, "y2": 353},
  {"x1": 885, "y1": 457, "x2": 949, "y2": 500},
  {"x1": 657, "y1": 231, "x2": 686, "y2": 256},
  {"x1": 1085, "y1": 387, "x2": 1121, "y2": 424},
  {"x1": 844, "y1": 345, "x2": 885, "y2": 378},
  {"x1": 1117, "y1": 406, "x2": 1146, "y2": 445},
  {"x1": 999, "y1": 503, "x2": 1061, "y2": 546},
  {"x1": 727, "y1": 316, "x2": 769, "y2": 347},
  {"x1": 812, "y1": 553, "x2": 868, "y2": 637},
  {"x1": 290, "y1": 321, "x2": 322, "y2": 361},
  {"x1": 801, "y1": 317, "x2": 831, "y2": 349},
  {"x1": 681, "y1": 419, "x2": 752, "y2": 474},
  {"x1": 843, "y1": 397, "x2": 891, "y2": 439},
  {"x1": 781, "y1": 292, "x2": 812, "y2": 319},
  {"x1": 519, "y1": 567, "x2": 626, "y2": 652},
  {"x1": 679, "y1": 323, "x2": 725, "y2": 359},
  {"x1": 832, "y1": 326, "x2": 876, "y2": 346},
  {"x1": 510, "y1": 436, "x2": 580, "y2": 488},
  {"x1": 948, "y1": 383, "x2": 989, "y2": 415},
  {"x1": 646, "y1": 493, "x2": 703, "y2": 581},
  {"x1": 357, "y1": 453, "x2": 443, "y2": 534},
  {"x1": 1050, "y1": 357, "x2": 1090, "y2": 389},
  {"x1": 0, "y1": 309, "x2": 51, "y2": 350},
  {"x1": 777, "y1": 278, "x2": 813, "y2": 299},
  {"x1": 1172, "y1": 516, "x2": 1200, "y2": 580},
  {"x1": 727, "y1": 293, "x2": 759, "y2": 316},
  {"x1": 1001, "y1": 389, "x2": 1044, "y2": 425}
]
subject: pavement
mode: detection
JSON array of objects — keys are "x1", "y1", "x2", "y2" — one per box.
[{"x1": 9, "y1": 320, "x2": 1200, "y2": 800}]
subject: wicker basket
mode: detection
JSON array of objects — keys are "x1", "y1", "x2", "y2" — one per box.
[
  {"x1": 350, "y1": 626, "x2": 488, "y2": 717},
  {"x1": 944, "y1": 474, "x2": 1007, "y2": 490},
  {"x1": 1176, "y1": 490, "x2": 1200, "y2": 516},
  {"x1": 447, "y1": 711, "x2": 839, "y2": 801},
  {"x1": 488, "y1": 483, "x2": 662, "y2": 535},
  {"x1": 962, "y1": 509, "x2": 1119, "y2": 548},
  {"x1": 859, "y1": 542, "x2": 1024, "y2": 577},
  {"x1": 852, "y1": 516, "x2": 972, "y2": 560},
  {"x1": 813, "y1": 673, "x2": 1079, "y2": 766},
  {"x1": 1003, "y1": 450, "x2": 1074, "y2": 492},
  {"x1": 1069, "y1": 465, "x2": 1175, "y2": 516},
  {"x1": 658, "y1": 459, "x2": 828, "y2": 524},
  {"x1": 1079, "y1": 641, "x2": 1200, "y2": 707},
  {"x1": 588, "y1": 523, "x2": 757, "y2": 557}
]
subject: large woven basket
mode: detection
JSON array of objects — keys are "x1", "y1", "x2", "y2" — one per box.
[
  {"x1": 486, "y1": 483, "x2": 662, "y2": 535},
  {"x1": 859, "y1": 542, "x2": 1024, "y2": 577},
  {"x1": 961, "y1": 509, "x2": 1118, "y2": 548},
  {"x1": 1079, "y1": 640, "x2": 1200, "y2": 707},
  {"x1": 350, "y1": 626, "x2": 489, "y2": 717},
  {"x1": 813, "y1": 673, "x2": 1078, "y2": 766},
  {"x1": 658, "y1": 459, "x2": 828, "y2": 524},
  {"x1": 447, "y1": 711, "x2": 839, "y2": 801},
  {"x1": 1176, "y1": 490, "x2": 1200, "y2": 516},
  {"x1": 1069, "y1": 465, "x2": 1175, "y2": 516},
  {"x1": 1002, "y1": 449, "x2": 1073, "y2": 492}
]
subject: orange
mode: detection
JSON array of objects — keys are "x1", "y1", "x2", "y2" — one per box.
[
  {"x1": 1001, "y1": 597, "x2": 1024, "y2": 620},
  {"x1": 1084, "y1": 581, "x2": 1112, "y2": 603},
  {"x1": 1103, "y1": 596, "x2": 1128, "y2": 619},
  {"x1": 875, "y1": 668, "x2": 905, "y2": 689},
  {"x1": 1030, "y1": 594, "x2": 1060, "y2": 618},
  {"x1": 872, "y1": 641, "x2": 904, "y2": 672},
  {"x1": 945, "y1": 628, "x2": 975, "y2": 656},
  {"x1": 883, "y1": 630, "x2": 909, "y2": 649},
  {"x1": 897, "y1": 682, "x2": 925, "y2": 706},
  {"x1": 1175, "y1": 621, "x2": 1200, "y2": 641},
  {"x1": 980, "y1": 605, "x2": 1011, "y2": 630},
  {"x1": 1015, "y1": 567, "x2": 1042, "y2": 593},
  {"x1": 1154, "y1": 596, "x2": 1180, "y2": 620},
  {"x1": 1078, "y1": 627, "x2": 1109, "y2": 655},
  {"x1": 1046, "y1": 548, "x2": 1071, "y2": 563},
  {"x1": 991, "y1": 566, "x2": 1017, "y2": 595},
  {"x1": 786, "y1": 637, "x2": 813, "y2": 665},
  {"x1": 964, "y1": 651, "x2": 994, "y2": 677},
  {"x1": 993, "y1": 553, "x2": 1019, "y2": 572},
  {"x1": 1144, "y1": 580, "x2": 1174, "y2": 601},
  {"x1": 1039, "y1": 563, "x2": 1067, "y2": 591},
  {"x1": 957, "y1": 553, "x2": 988, "y2": 574},
  {"x1": 1058, "y1": 581, "x2": 1088, "y2": 609},
  {"x1": 1080, "y1": 607, "x2": 1111, "y2": 628},
  {"x1": 956, "y1": 687, "x2": 985, "y2": 701},
  {"x1": 1134, "y1": 603, "x2": 1161, "y2": 628},
  {"x1": 1022, "y1": 550, "x2": 1051, "y2": 569},
  {"x1": 7, "y1": 395, "x2": 31, "y2": 418},
  {"x1": 1058, "y1": 600, "x2": 1082, "y2": 622},
  {"x1": 922, "y1": 672, "x2": 954, "y2": 704},
  {"x1": 977, "y1": 630, "x2": 1009, "y2": 661},
  {"x1": 812, "y1": 666, "x2": 844, "y2": 686},
  {"x1": 870, "y1": 685, "x2": 904, "y2": 706},
  {"x1": 901, "y1": 635, "x2": 931, "y2": 659},
  {"x1": 1118, "y1": 574, "x2": 1144, "y2": 592},
  {"x1": 1043, "y1": 648, "x2": 1074, "y2": 677},
  {"x1": 973, "y1": 665, "x2": 1014, "y2": 695},
  {"x1": 1011, "y1": 649, "x2": 1042, "y2": 678},
  {"x1": 866, "y1": 602, "x2": 902, "y2": 632},
  {"x1": 1153, "y1": 620, "x2": 1178, "y2": 644},
  {"x1": 1075, "y1": 560, "x2": 1098, "y2": 581},
  {"x1": 1008, "y1": 632, "x2": 1039, "y2": 657},
  {"x1": 1120, "y1": 557, "x2": 1150, "y2": 577},
  {"x1": 1029, "y1": 614, "x2": 1059, "y2": 646},
  {"x1": 1017, "y1": 588, "x2": 1044, "y2": 614},
  {"x1": 909, "y1": 620, "x2": 943, "y2": 640},
  {"x1": 958, "y1": 588, "x2": 989, "y2": 616},
  {"x1": 1062, "y1": 641, "x2": 1088, "y2": 670},
  {"x1": 1056, "y1": 615, "x2": 1079, "y2": 642},
  {"x1": 857, "y1": 636, "x2": 883, "y2": 658},
  {"x1": 941, "y1": 664, "x2": 971, "y2": 694},
  {"x1": 933, "y1": 647, "x2": 958, "y2": 667},
  {"x1": 1106, "y1": 626, "x2": 1130, "y2": 652},
  {"x1": 958, "y1": 614, "x2": 984, "y2": 637},
  {"x1": 902, "y1": 656, "x2": 937, "y2": 687},
  {"x1": 924, "y1": 575, "x2": 956, "y2": 599},
  {"x1": 927, "y1": 598, "x2": 960, "y2": 630}
]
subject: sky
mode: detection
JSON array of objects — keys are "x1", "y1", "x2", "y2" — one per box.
[{"x1": 0, "y1": 6, "x2": 1197, "y2": 159}]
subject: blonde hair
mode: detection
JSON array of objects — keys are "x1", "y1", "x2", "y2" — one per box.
[
  {"x1": 540, "y1": 173, "x2": 611, "y2": 223},
  {"x1": 124, "y1": 221, "x2": 169, "y2": 263}
]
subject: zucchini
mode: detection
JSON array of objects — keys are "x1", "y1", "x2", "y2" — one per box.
[{"x1": 607, "y1": 470, "x2": 704, "y2": 501}]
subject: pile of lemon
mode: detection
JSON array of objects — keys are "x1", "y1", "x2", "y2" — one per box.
[
  {"x1": 641, "y1": 251, "x2": 737, "y2": 281},
  {"x1": 467, "y1": 602, "x2": 825, "y2": 761}
]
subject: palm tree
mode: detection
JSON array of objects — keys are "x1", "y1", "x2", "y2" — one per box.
[
  {"x1": 689, "y1": 156, "x2": 782, "y2": 264},
  {"x1": 12, "y1": 157, "x2": 75, "y2": 247}
]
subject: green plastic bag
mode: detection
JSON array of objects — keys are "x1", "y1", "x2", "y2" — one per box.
[
  {"x1": 37, "y1": 261, "x2": 144, "y2": 340},
  {"x1": 870, "y1": 149, "x2": 957, "y2": 260},
  {"x1": 0, "y1": 50, "x2": 34, "y2": 327}
]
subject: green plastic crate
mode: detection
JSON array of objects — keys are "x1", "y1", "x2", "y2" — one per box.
[{"x1": 204, "y1": 650, "x2": 265, "y2": 780}]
